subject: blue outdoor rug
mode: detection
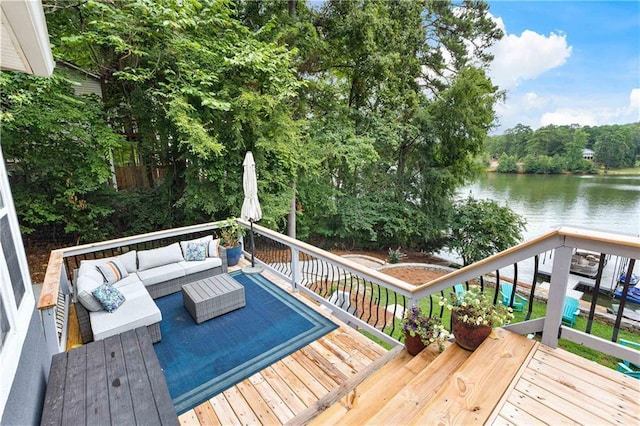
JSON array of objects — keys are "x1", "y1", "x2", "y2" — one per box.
[{"x1": 153, "y1": 271, "x2": 338, "y2": 414}]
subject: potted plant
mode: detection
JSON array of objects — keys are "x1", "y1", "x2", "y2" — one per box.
[
  {"x1": 400, "y1": 306, "x2": 450, "y2": 355},
  {"x1": 440, "y1": 285, "x2": 514, "y2": 351},
  {"x1": 220, "y1": 219, "x2": 246, "y2": 266}
]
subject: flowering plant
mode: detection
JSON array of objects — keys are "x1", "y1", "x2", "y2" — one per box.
[
  {"x1": 440, "y1": 285, "x2": 514, "y2": 327},
  {"x1": 219, "y1": 219, "x2": 246, "y2": 248},
  {"x1": 401, "y1": 307, "x2": 450, "y2": 352}
]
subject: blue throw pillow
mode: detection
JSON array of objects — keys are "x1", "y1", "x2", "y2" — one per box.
[
  {"x1": 185, "y1": 242, "x2": 207, "y2": 261},
  {"x1": 92, "y1": 284, "x2": 126, "y2": 313}
]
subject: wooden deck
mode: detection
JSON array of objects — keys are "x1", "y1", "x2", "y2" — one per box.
[{"x1": 63, "y1": 264, "x2": 639, "y2": 425}]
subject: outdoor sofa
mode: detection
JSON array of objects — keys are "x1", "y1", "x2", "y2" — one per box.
[{"x1": 74, "y1": 235, "x2": 228, "y2": 343}]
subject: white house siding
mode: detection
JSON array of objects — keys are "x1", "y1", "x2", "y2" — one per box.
[
  {"x1": 1, "y1": 311, "x2": 48, "y2": 426},
  {"x1": 0, "y1": 1, "x2": 54, "y2": 423}
]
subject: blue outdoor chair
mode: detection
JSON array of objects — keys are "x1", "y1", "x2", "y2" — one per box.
[
  {"x1": 561, "y1": 297, "x2": 580, "y2": 327},
  {"x1": 453, "y1": 283, "x2": 466, "y2": 299},
  {"x1": 499, "y1": 283, "x2": 527, "y2": 312},
  {"x1": 617, "y1": 339, "x2": 640, "y2": 380}
]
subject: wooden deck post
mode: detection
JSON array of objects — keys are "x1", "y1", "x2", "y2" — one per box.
[{"x1": 541, "y1": 245, "x2": 572, "y2": 347}]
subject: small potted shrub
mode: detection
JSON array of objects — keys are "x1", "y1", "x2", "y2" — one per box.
[
  {"x1": 220, "y1": 219, "x2": 246, "y2": 266},
  {"x1": 440, "y1": 285, "x2": 514, "y2": 351},
  {"x1": 401, "y1": 306, "x2": 449, "y2": 355}
]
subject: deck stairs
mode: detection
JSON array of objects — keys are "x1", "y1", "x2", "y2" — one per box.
[{"x1": 309, "y1": 328, "x2": 537, "y2": 425}]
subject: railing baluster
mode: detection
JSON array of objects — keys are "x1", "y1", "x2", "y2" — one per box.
[
  {"x1": 586, "y1": 253, "x2": 607, "y2": 334},
  {"x1": 612, "y1": 259, "x2": 636, "y2": 342},
  {"x1": 526, "y1": 255, "x2": 539, "y2": 321}
]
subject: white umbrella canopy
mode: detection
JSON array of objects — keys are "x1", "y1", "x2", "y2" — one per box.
[
  {"x1": 240, "y1": 151, "x2": 262, "y2": 273},
  {"x1": 241, "y1": 151, "x2": 262, "y2": 222}
]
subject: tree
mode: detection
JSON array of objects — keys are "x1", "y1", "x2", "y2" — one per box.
[
  {"x1": 594, "y1": 126, "x2": 632, "y2": 171},
  {"x1": 46, "y1": 0, "x2": 303, "y2": 229},
  {"x1": 0, "y1": 71, "x2": 124, "y2": 243},
  {"x1": 448, "y1": 197, "x2": 526, "y2": 266},
  {"x1": 496, "y1": 153, "x2": 518, "y2": 173},
  {"x1": 295, "y1": 0, "x2": 503, "y2": 248}
]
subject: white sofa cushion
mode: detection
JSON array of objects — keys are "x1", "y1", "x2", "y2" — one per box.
[
  {"x1": 178, "y1": 257, "x2": 223, "y2": 275},
  {"x1": 138, "y1": 243, "x2": 184, "y2": 271},
  {"x1": 111, "y1": 274, "x2": 142, "y2": 289},
  {"x1": 78, "y1": 250, "x2": 137, "y2": 275},
  {"x1": 136, "y1": 263, "x2": 185, "y2": 286},
  {"x1": 76, "y1": 274, "x2": 104, "y2": 312},
  {"x1": 78, "y1": 261, "x2": 105, "y2": 284},
  {"x1": 90, "y1": 281, "x2": 161, "y2": 341}
]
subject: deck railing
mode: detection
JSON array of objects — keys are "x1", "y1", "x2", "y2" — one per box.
[
  {"x1": 241, "y1": 221, "x2": 640, "y2": 367},
  {"x1": 39, "y1": 220, "x2": 640, "y2": 369},
  {"x1": 37, "y1": 221, "x2": 227, "y2": 354}
]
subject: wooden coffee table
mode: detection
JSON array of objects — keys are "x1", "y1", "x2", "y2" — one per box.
[{"x1": 181, "y1": 274, "x2": 246, "y2": 324}]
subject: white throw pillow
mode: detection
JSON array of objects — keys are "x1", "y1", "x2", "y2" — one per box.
[
  {"x1": 97, "y1": 259, "x2": 129, "y2": 284},
  {"x1": 209, "y1": 238, "x2": 220, "y2": 258},
  {"x1": 137, "y1": 242, "x2": 184, "y2": 271}
]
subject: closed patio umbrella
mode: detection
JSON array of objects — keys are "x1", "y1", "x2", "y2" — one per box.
[{"x1": 241, "y1": 151, "x2": 262, "y2": 273}]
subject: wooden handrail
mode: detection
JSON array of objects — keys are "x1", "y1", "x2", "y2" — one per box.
[{"x1": 38, "y1": 250, "x2": 64, "y2": 310}]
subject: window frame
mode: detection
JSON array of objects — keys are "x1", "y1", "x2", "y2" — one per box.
[{"x1": 0, "y1": 149, "x2": 35, "y2": 415}]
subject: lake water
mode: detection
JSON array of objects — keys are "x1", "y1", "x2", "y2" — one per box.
[
  {"x1": 460, "y1": 173, "x2": 640, "y2": 240},
  {"x1": 438, "y1": 173, "x2": 640, "y2": 295}
]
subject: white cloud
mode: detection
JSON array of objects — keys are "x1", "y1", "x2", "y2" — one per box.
[
  {"x1": 539, "y1": 88, "x2": 640, "y2": 127},
  {"x1": 488, "y1": 16, "x2": 572, "y2": 90}
]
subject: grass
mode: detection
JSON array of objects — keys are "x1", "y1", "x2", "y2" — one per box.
[{"x1": 375, "y1": 284, "x2": 639, "y2": 370}]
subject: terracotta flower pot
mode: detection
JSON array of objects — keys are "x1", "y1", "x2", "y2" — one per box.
[
  {"x1": 451, "y1": 312, "x2": 492, "y2": 351},
  {"x1": 404, "y1": 330, "x2": 427, "y2": 355}
]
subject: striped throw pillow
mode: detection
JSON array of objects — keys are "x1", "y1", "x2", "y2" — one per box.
[{"x1": 97, "y1": 259, "x2": 129, "y2": 285}]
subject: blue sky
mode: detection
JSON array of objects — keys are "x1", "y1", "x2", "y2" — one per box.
[{"x1": 486, "y1": 1, "x2": 640, "y2": 133}]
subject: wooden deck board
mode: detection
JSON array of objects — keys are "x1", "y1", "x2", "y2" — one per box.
[
  {"x1": 313, "y1": 343, "x2": 453, "y2": 426},
  {"x1": 248, "y1": 372, "x2": 296, "y2": 424},
  {"x1": 222, "y1": 387, "x2": 261, "y2": 425},
  {"x1": 408, "y1": 329, "x2": 537, "y2": 426},
  {"x1": 177, "y1": 268, "x2": 637, "y2": 426},
  {"x1": 367, "y1": 343, "x2": 472, "y2": 425}
]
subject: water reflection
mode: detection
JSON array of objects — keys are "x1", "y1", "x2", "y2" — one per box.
[{"x1": 462, "y1": 173, "x2": 640, "y2": 240}]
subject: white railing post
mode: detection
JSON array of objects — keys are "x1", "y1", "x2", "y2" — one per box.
[
  {"x1": 291, "y1": 246, "x2": 300, "y2": 292},
  {"x1": 541, "y1": 245, "x2": 573, "y2": 347}
]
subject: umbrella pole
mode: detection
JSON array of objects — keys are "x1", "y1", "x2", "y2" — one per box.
[
  {"x1": 243, "y1": 220, "x2": 263, "y2": 274},
  {"x1": 250, "y1": 219, "x2": 256, "y2": 267}
]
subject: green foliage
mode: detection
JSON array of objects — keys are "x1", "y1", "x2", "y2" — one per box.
[
  {"x1": 496, "y1": 153, "x2": 518, "y2": 173},
  {"x1": 219, "y1": 219, "x2": 247, "y2": 248},
  {"x1": 387, "y1": 247, "x2": 406, "y2": 264},
  {"x1": 0, "y1": 71, "x2": 124, "y2": 243},
  {"x1": 522, "y1": 155, "x2": 563, "y2": 174},
  {"x1": 447, "y1": 197, "x2": 526, "y2": 266},
  {"x1": 490, "y1": 122, "x2": 637, "y2": 174},
  {"x1": 24, "y1": 0, "x2": 506, "y2": 252},
  {"x1": 49, "y1": 0, "x2": 302, "y2": 227}
]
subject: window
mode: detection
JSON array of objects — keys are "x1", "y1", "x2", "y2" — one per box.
[
  {"x1": 0, "y1": 294, "x2": 8, "y2": 348},
  {"x1": 0, "y1": 150, "x2": 35, "y2": 415},
  {"x1": 1, "y1": 216, "x2": 25, "y2": 307}
]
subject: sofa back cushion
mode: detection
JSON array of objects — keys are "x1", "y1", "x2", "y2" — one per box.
[
  {"x1": 76, "y1": 275, "x2": 104, "y2": 312},
  {"x1": 78, "y1": 250, "x2": 138, "y2": 276},
  {"x1": 138, "y1": 242, "x2": 184, "y2": 271}
]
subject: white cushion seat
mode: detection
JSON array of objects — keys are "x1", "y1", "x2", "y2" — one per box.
[
  {"x1": 178, "y1": 257, "x2": 222, "y2": 275},
  {"x1": 136, "y1": 263, "x2": 186, "y2": 286},
  {"x1": 90, "y1": 280, "x2": 161, "y2": 341}
]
